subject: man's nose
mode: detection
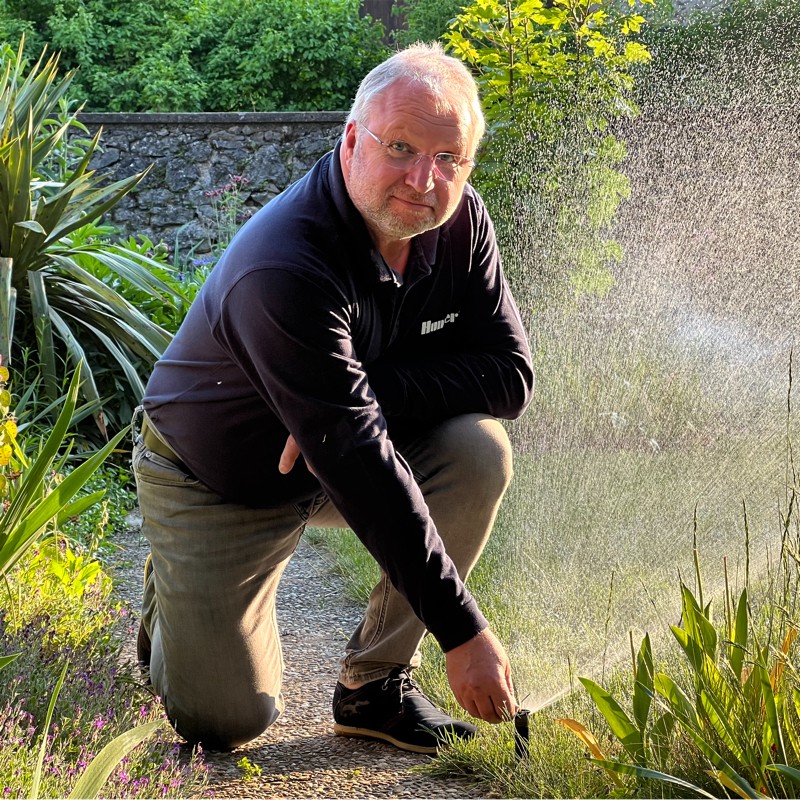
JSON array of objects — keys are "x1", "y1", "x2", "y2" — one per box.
[{"x1": 404, "y1": 155, "x2": 437, "y2": 194}]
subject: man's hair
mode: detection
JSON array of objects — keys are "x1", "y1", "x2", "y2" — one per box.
[{"x1": 347, "y1": 42, "x2": 485, "y2": 155}]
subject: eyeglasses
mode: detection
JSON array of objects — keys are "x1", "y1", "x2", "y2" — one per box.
[{"x1": 359, "y1": 123, "x2": 474, "y2": 183}]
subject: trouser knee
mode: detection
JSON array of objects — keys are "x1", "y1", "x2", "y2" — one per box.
[
  {"x1": 424, "y1": 414, "x2": 514, "y2": 506},
  {"x1": 167, "y1": 692, "x2": 281, "y2": 751}
]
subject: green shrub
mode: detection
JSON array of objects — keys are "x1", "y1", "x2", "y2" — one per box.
[
  {"x1": 567, "y1": 534, "x2": 800, "y2": 798},
  {"x1": 196, "y1": 0, "x2": 388, "y2": 112},
  {"x1": 0, "y1": 0, "x2": 389, "y2": 112},
  {"x1": 0, "y1": 0, "x2": 205, "y2": 111},
  {"x1": 0, "y1": 550, "x2": 208, "y2": 798},
  {"x1": 0, "y1": 40, "x2": 186, "y2": 433},
  {"x1": 391, "y1": 0, "x2": 465, "y2": 46}
]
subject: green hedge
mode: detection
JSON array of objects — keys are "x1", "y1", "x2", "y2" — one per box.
[{"x1": 0, "y1": 0, "x2": 389, "y2": 111}]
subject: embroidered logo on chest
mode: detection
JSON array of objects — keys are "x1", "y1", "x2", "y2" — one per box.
[{"x1": 420, "y1": 312, "x2": 459, "y2": 335}]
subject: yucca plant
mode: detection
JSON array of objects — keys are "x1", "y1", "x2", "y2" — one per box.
[{"x1": 0, "y1": 38, "x2": 186, "y2": 434}]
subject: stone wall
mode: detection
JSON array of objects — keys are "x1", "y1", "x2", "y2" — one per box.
[{"x1": 79, "y1": 112, "x2": 346, "y2": 257}]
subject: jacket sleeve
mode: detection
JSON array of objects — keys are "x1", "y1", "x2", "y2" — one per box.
[{"x1": 367, "y1": 194, "x2": 534, "y2": 423}]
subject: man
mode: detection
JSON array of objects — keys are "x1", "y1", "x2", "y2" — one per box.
[{"x1": 133, "y1": 42, "x2": 534, "y2": 754}]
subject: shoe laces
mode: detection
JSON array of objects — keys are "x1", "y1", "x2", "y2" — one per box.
[{"x1": 382, "y1": 668, "x2": 423, "y2": 705}]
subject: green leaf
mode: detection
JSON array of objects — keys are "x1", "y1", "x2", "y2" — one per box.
[
  {"x1": 590, "y1": 758, "x2": 718, "y2": 798},
  {"x1": 767, "y1": 763, "x2": 800, "y2": 786},
  {"x1": 0, "y1": 366, "x2": 128, "y2": 578},
  {"x1": 68, "y1": 720, "x2": 164, "y2": 799},
  {"x1": 55, "y1": 490, "x2": 106, "y2": 527},
  {"x1": 632, "y1": 633, "x2": 653, "y2": 733},
  {"x1": 758, "y1": 661, "x2": 786, "y2": 764},
  {"x1": 31, "y1": 662, "x2": 68, "y2": 800},
  {"x1": 654, "y1": 673, "x2": 699, "y2": 727},
  {"x1": 579, "y1": 677, "x2": 644, "y2": 764},
  {"x1": 730, "y1": 589, "x2": 748, "y2": 680},
  {"x1": 680, "y1": 581, "x2": 718, "y2": 659},
  {"x1": 784, "y1": 690, "x2": 800, "y2": 762},
  {"x1": 655, "y1": 674, "x2": 765, "y2": 799},
  {"x1": 699, "y1": 688, "x2": 748, "y2": 764},
  {"x1": 27, "y1": 269, "x2": 58, "y2": 402},
  {"x1": 0, "y1": 652, "x2": 20, "y2": 670},
  {"x1": 14, "y1": 219, "x2": 45, "y2": 233}
]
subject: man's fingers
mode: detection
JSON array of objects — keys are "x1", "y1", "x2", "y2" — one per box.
[
  {"x1": 278, "y1": 435, "x2": 301, "y2": 474},
  {"x1": 278, "y1": 434, "x2": 316, "y2": 476},
  {"x1": 446, "y1": 628, "x2": 518, "y2": 724}
]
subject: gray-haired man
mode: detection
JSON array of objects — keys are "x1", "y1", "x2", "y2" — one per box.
[{"x1": 134, "y1": 42, "x2": 534, "y2": 753}]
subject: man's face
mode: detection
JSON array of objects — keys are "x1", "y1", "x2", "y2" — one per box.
[{"x1": 341, "y1": 81, "x2": 475, "y2": 252}]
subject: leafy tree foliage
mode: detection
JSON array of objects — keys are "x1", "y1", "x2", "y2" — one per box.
[
  {"x1": 0, "y1": 0, "x2": 388, "y2": 111},
  {"x1": 445, "y1": 0, "x2": 653, "y2": 311}
]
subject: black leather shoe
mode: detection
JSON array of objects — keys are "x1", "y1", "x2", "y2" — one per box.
[{"x1": 332, "y1": 668, "x2": 477, "y2": 754}]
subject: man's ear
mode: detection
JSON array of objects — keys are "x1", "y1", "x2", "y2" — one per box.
[{"x1": 341, "y1": 120, "x2": 358, "y2": 177}]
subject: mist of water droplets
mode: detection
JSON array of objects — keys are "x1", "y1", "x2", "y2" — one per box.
[{"x1": 486, "y1": 0, "x2": 800, "y2": 705}]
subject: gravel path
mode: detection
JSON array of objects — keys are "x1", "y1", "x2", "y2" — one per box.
[{"x1": 109, "y1": 516, "x2": 490, "y2": 799}]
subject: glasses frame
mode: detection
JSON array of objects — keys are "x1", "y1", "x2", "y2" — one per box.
[{"x1": 359, "y1": 123, "x2": 474, "y2": 183}]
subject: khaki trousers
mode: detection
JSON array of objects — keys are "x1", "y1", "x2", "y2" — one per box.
[{"x1": 133, "y1": 413, "x2": 512, "y2": 749}]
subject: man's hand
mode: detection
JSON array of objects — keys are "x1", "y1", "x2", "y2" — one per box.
[
  {"x1": 445, "y1": 627, "x2": 517, "y2": 723},
  {"x1": 278, "y1": 434, "x2": 315, "y2": 475}
]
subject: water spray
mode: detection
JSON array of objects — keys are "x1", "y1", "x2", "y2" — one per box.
[{"x1": 512, "y1": 688, "x2": 573, "y2": 760}]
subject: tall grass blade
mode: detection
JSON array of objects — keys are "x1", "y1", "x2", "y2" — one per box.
[
  {"x1": 770, "y1": 626, "x2": 796, "y2": 691},
  {"x1": 30, "y1": 661, "x2": 67, "y2": 800},
  {"x1": 784, "y1": 690, "x2": 800, "y2": 761},
  {"x1": 693, "y1": 507, "x2": 703, "y2": 608},
  {"x1": 730, "y1": 588, "x2": 748, "y2": 681},
  {"x1": 632, "y1": 633, "x2": 653, "y2": 733},
  {"x1": 67, "y1": 719, "x2": 164, "y2": 799},
  {"x1": 591, "y1": 758, "x2": 718, "y2": 798},
  {"x1": 758, "y1": 661, "x2": 787, "y2": 765}
]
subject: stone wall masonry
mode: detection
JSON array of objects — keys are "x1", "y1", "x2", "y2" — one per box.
[
  {"x1": 78, "y1": 112, "x2": 347, "y2": 258},
  {"x1": 78, "y1": 107, "x2": 800, "y2": 279}
]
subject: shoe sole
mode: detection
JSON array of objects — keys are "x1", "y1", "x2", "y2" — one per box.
[{"x1": 333, "y1": 723, "x2": 438, "y2": 754}]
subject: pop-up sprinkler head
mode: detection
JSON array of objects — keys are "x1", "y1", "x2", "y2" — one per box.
[{"x1": 514, "y1": 708, "x2": 530, "y2": 759}]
